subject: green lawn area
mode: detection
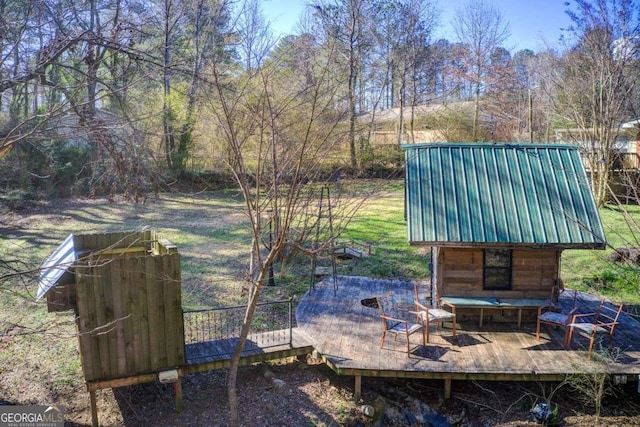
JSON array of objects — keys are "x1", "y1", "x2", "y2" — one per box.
[
  {"x1": 562, "y1": 204, "x2": 640, "y2": 305},
  {"x1": 2, "y1": 180, "x2": 638, "y2": 311},
  {"x1": 263, "y1": 180, "x2": 431, "y2": 299}
]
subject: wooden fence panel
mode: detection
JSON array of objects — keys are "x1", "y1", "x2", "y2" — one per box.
[
  {"x1": 125, "y1": 256, "x2": 142, "y2": 373},
  {"x1": 111, "y1": 257, "x2": 127, "y2": 377},
  {"x1": 92, "y1": 264, "x2": 109, "y2": 378},
  {"x1": 172, "y1": 254, "x2": 185, "y2": 365},
  {"x1": 147, "y1": 256, "x2": 166, "y2": 370},
  {"x1": 162, "y1": 253, "x2": 184, "y2": 367},
  {"x1": 121, "y1": 256, "x2": 135, "y2": 376},
  {"x1": 131, "y1": 256, "x2": 152, "y2": 373},
  {"x1": 75, "y1": 267, "x2": 95, "y2": 381},
  {"x1": 71, "y1": 231, "x2": 184, "y2": 382},
  {"x1": 104, "y1": 260, "x2": 118, "y2": 379}
]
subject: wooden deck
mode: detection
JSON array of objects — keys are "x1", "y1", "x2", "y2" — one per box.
[
  {"x1": 85, "y1": 276, "x2": 640, "y2": 426},
  {"x1": 296, "y1": 276, "x2": 640, "y2": 394},
  {"x1": 182, "y1": 328, "x2": 313, "y2": 374}
]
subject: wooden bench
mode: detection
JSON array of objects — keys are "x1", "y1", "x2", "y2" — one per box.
[{"x1": 441, "y1": 297, "x2": 550, "y2": 327}]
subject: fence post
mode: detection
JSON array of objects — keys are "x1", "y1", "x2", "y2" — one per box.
[
  {"x1": 181, "y1": 310, "x2": 187, "y2": 361},
  {"x1": 288, "y1": 297, "x2": 293, "y2": 346}
]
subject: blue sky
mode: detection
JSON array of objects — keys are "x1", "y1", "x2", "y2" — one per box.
[{"x1": 261, "y1": 0, "x2": 573, "y2": 52}]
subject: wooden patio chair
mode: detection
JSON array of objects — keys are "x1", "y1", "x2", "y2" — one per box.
[
  {"x1": 567, "y1": 298, "x2": 624, "y2": 360},
  {"x1": 376, "y1": 292, "x2": 425, "y2": 356},
  {"x1": 414, "y1": 281, "x2": 434, "y2": 307},
  {"x1": 536, "y1": 289, "x2": 578, "y2": 347},
  {"x1": 413, "y1": 282, "x2": 456, "y2": 343}
]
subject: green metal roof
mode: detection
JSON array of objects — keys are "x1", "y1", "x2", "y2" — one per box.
[{"x1": 403, "y1": 143, "x2": 606, "y2": 248}]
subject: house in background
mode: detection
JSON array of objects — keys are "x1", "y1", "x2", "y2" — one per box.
[
  {"x1": 358, "y1": 101, "x2": 484, "y2": 146},
  {"x1": 47, "y1": 108, "x2": 135, "y2": 148},
  {"x1": 554, "y1": 119, "x2": 640, "y2": 170},
  {"x1": 402, "y1": 143, "x2": 606, "y2": 323}
]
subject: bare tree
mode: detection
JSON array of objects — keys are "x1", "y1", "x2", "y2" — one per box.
[
  {"x1": 452, "y1": 0, "x2": 510, "y2": 141},
  {"x1": 403, "y1": 0, "x2": 438, "y2": 143},
  {"x1": 551, "y1": 0, "x2": 640, "y2": 207},
  {"x1": 372, "y1": 0, "x2": 437, "y2": 144},
  {"x1": 237, "y1": 0, "x2": 275, "y2": 71},
  {"x1": 312, "y1": 0, "x2": 373, "y2": 170},
  {"x1": 0, "y1": 0, "x2": 164, "y2": 199},
  {"x1": 567, "y1": 349, "x2": 622, "y2": 424},
  {"x1": 157, "y1": 0, "x2": 232, "y2": 176},
  {"x1": 204, "y1": 27, "x2": 367, "y2": 425}
]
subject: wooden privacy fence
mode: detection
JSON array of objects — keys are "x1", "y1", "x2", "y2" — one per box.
[
  {"x1": 75, "y1": 251, "x2": 184, "y2": 382},
  {"x1": 182, "y1": 298, "x2": 294, "y2": 361},
  {"x1": 41, "y1": 230, "x2": 185, "y2": 383}
]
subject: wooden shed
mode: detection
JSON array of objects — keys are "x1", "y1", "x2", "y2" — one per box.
[
  {"x1": 37, "y1": 230, "x2": 184, "y2": 382},
  {"x1": 402, "y1": 143, "x2": 607, "y2": 323}
]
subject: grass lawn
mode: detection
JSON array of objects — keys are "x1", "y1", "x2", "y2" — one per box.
[
  {"x1": 2, "y1": 180, "x2": 638, "y2": 310},
  {"x1": 270, "y1": 182, "x2": 640, "y2": 307},
  {"x1": 562, "y1": 203, "x2": 640, "y2": 306},
  {"x1": 1, "y1": 180, "x2": 640, "y2": 425}
]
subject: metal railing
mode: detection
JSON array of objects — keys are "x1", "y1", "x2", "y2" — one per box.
[{"x1": 182, "y1": 298, "x2": 294, "y2": 359}]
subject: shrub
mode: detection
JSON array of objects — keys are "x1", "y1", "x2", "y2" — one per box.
[{"x1": 49, "y1": 140, "x2": 90, "y2": 197}]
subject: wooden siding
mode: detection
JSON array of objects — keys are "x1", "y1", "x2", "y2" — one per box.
[
  {"x1": 73, "y1": 230, "x2": 155, "y2": 254},
  {"x1": 72, "y1": 231, "x2": 184, "y2": 382},
  {"x1": 438, "y1": 248, "x2": 482, "y2": 294},
  {"x1": 438, "y1": 247, "x2": 559, "y2": 299},
  {"x1": 45, "y1": 230, "x2": 159, "y2": 313}
]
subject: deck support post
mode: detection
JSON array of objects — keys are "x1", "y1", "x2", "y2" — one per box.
[
  {"x1": 354, "y1": 375, "x2": 362, "y2": 400},
  {"x1": 174, "y1": 377, "x2": 183, "y2": 412},
  {"x1": 89, "y1": 390, "x2": 98, "y2": 427},
  {"x1": 444, "y1": 376, "x2": 452, "y2": 399}
]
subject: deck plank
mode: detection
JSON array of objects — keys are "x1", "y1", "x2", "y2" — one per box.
[
  {"x1": 184, "y1": 328, "x2": 312, "y2": 366},
  {"x1": 296, "y1": 276, "x2": 640, "y2": 380}
]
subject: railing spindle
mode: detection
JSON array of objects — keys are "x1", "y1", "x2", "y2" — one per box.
[{"x1": 182, "y1": 299, "x2": 295, "y2": 360}]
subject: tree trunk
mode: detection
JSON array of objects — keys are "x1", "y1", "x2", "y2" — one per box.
[
  {"x1": 227, "y1": 253, "x2": 271, "y2": 427},
  {"x1": 163, "y1": 0, "x2": 174, "y2": 170},
  {"x1": 348, "y1": 48, "x2": 358, "y2": 170},
  {"x1": 397, "y1": 72, "x2": 405, "y2": 146},
  {"x1": 86, "y1": 0, "x2": 102, "y2": 172},
  {"x1": 473, "y1": 81, "x2": 480, "y2": 142}
]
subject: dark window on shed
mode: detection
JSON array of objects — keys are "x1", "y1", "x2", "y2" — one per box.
[{"x1": 483, "y1": 249, "x2": 512, "y2": 290}]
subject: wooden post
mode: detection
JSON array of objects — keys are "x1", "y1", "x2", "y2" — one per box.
[
  {"x1": 354, "y1": 375, "x2": 362, "y2": 400},
  {"x1": 444, "y1": 376, "x2": 452, "y2": 399},
  {"x1": 174, "y1": 377, "x2": 183, "y2": 413},
  {"x1": 89, "y1": 390, "x2": 98, "y2": 427}
]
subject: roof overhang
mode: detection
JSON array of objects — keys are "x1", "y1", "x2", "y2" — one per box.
[{"x1": 408, "y1": 241, "x2": 606, "y2": 250}]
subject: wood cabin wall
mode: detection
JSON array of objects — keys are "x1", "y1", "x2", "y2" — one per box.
[
  {"x1": 436, "y1": 247, "x2": 559, "y2": 299},
  {"x1": 73, "y1": 231, "x2": 185, "y2": 382}
]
